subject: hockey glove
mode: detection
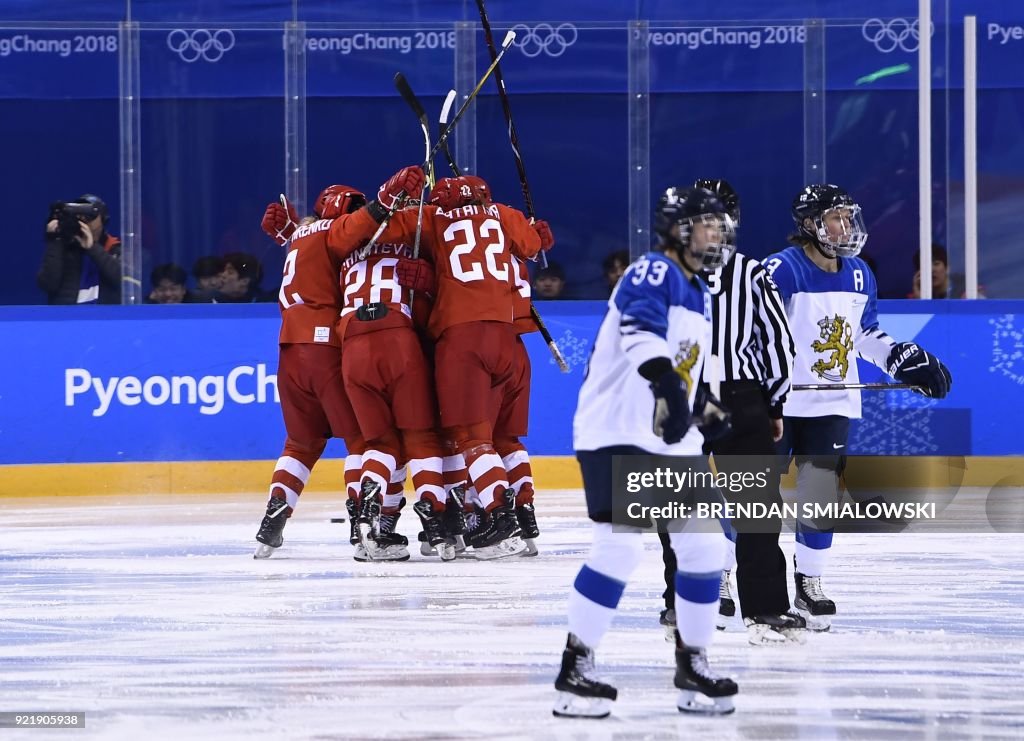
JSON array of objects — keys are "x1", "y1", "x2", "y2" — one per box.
[
  {"x1": 261, "y1": 198, "x2": 298, "y2": 246},
  {"x1": 395, "y1": 258, "x2": 436, "y2": 295},
  {"x1": 886, "y1": 342, "x2": 952, "y2": 399},
  {"x1": 376, "y1": 165, "x2": 425, "y2": 214},
  {"x1": 532, "y1": 219, "x2": 555, "y2": 252},
  {"x1": 641, "y1": 359, "x2": 691, "y2": 445},
  {"x1": 693, "y1": 385, "x2": 732, "y2": 442}
]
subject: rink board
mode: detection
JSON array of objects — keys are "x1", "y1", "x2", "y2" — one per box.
[{"x1": 0, "y1": 300, "x2": 1020, "y2": 497}]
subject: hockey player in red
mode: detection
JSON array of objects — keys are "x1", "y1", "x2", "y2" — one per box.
[
  {"x1": 431, "y1": 176, "x2": 555, "y2": 557},
  {"x1": 333, "y1": 187, "x2": 454, "y2": 562},
  {"x1": 253, "y1": 184, "x2": 369, "y2": 559},
  {"x1": 331, "y1": 168, "x2": 550, "y2": 558}
]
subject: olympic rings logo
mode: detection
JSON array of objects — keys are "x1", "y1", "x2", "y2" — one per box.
[
  {"x1": 509, "y1": 23, "x2": 578, "y2": 58},
  {"x1": 861, "y1": 18, "x2": 931, "y2": 54},
  {"x1": 166, "y1": 29, "x2": 236, "y2": 63}
]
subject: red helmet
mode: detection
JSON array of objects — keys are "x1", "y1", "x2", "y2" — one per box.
[
  {"x1": 429, "y1": 175, "x2": 491, "y2": 210},
  {"x1": 314, "y1": 184, "x2": 367, "y2": 220}
]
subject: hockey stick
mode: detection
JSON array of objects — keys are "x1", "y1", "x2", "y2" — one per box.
[
  {"x1": 394, "y1": 72, "x2": 432, "y2": 307},
  {"x1": 438, "y1": 89, "x2": 462, "y2": 176},
  {"x1": 793, "y1": 383, "x2": 921, "y2": 391},
  {"x1": 358, "y1": 30, "x2": 516, "y2": 259},
  {"x1": 475, "y1": 0, "x2": 534, "y2": 220}
]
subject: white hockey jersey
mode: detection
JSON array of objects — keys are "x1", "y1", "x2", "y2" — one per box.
[
  {"x1": 763, "y1": 246, "x2": 894, "y2": 419},
  {"x1": 573, "y1": 251, "x2": 713, "y2": 455}
]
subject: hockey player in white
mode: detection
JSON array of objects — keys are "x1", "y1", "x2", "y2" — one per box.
[
  {"x1": 553, "y1": 187, "x2": 738, "y2": 718},
  {"x1": 763, "y1": 184, "x2": 952, "y2": 630}
]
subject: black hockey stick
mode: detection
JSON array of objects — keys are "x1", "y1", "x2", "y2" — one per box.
[
  {"x1": 394, "y1": 71, "x2": 433, "y2": 307},
  {"x1": 474, "y1": 0, "x2": 566, "y2": 372},
  {"x1": 793, "y1": 383, "x2": 921, "y2": 391},
  {"x1": 438, "y1": 89, "x2": 462, "y2": 176},
  {"x1": 475, "y1": 0, "x2": 534, "y2": 219},
  {"x1": 358, "y1": 30, "x2": 516, "y2": 259}
]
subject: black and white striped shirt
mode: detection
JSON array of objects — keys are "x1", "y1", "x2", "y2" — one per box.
[{"x1": 705, "y1": 252, "x2": 795, "y2": 412}]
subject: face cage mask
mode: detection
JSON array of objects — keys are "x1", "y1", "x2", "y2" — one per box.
[
  {"x1": 676, "y1": 213, "x2": 737, "y2": 271},
  {"x1": 812, "y1": 205, "x2": 868, "y2": 258}
]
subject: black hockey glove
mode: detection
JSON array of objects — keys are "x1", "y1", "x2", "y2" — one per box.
[
  {"x1": 693, "y1": 385, "x2": 732, "y2": 442},
  {"x1": 640, "y1": 358, "x2": 691, "y2": 445},
  {"x1": 886, "y1": 342, "x2": 952, "y2": 399}
]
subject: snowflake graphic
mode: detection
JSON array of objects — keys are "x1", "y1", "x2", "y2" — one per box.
[
  {"x1": 989, "y1": 314, "x2": 1024, "y2": 385},
  {"x1": 550, "y1": 329, "x2": 590, "y2": 372},
  {"x1": 851, "y1": 391, "x2": 938, "y2": 454}
]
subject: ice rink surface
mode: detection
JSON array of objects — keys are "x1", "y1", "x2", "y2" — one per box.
[{"x1": 3, "y1": 490, "x2": 1023, "y2": 740}]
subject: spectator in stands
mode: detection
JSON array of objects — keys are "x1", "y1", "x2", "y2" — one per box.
[
  {"x1": 219, "y1": 252, "x2": 270, "y2": 302},
  {"x1": 602, "y1": 249, "x2": 629, "y2": 294},
  {"x1": 147, "y1": 263, "x2": 190, "y2": 304},
  {"x1": 189, "y1": 256, "x2": 225, "y2": 303},
  {"x1": 38, "y1": 194, "x2": 122, "y2": 304},
  {"x1": 533, "y1": 261, "x2": 567, "y2": 300},
  {"x1": 908, "y1": 243, "x2": 984, "y2": 298}
]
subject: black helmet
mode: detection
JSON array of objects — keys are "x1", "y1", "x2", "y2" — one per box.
[
  {"x1": 693, "y1": 178, "x2": 740, "y2": 223},
  {"x1": 654, "y1": 186, "x2": 736, "y2": 270},
  {"x1": 791, "y1": 184, "x2": 867, "y2": 258}
]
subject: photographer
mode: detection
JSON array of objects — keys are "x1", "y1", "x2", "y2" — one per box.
[{"x1": 37, "y1": 194, "x2": 122, "y2": 304}]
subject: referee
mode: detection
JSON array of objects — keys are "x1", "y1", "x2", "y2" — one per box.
[{"x1": 658, "y1": 178, "x2": 803, "y2": 645}]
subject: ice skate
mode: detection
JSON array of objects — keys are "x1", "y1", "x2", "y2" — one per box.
[
  {"x1": 674, "y1": 643, "x2": 737, "y2": 715},
  {"x1": 345, "y1": 498, "x2": 359, "y2": 546},
  {"x1": 413, "y1": 499, "x2": 456, "y2": 561},
  {"x1": 743, "y1": 611, "x2": 807, "y2": 645},
  {"x1": 552, "y1": 633, "x2": 617, "y2": 719},
  {"x1": 355, "y1": 480, "x2": 381, "y2": 558},
  {"x1": 466, "y1": 491, "x2": 525, "y2": 560},
  {"x1": 659, "y1": 607, "x2": 676, "y2": 642},
  {"x1": 355, "y1": 503, "x2": 410, "y2": 562},
  {"x1": 717, "y1": 569, "x2": 736, "y2": 630},
  {"x1": 253, "y1": 496, "x2": 291, "y2": 559},
  {"x1": 445, "y1": 487, "x2": 468, "y2": 554},
  {"x1": 794, "y1": 569, "x2": 836, "y2": 632},
  {"x1": 515, "y1": 502, "x2": 539, "y2": 556}
]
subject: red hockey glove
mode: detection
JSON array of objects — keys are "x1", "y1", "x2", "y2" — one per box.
[
  {"x1": 395, "y1": 257, "x2": 436, "y2": 295},
  {"x1": 532, "y1": 219, "x2": 555, "y2": 252},
  {"x1": 377, "y1": 165, "x2": 425, "y2": 213},
  {"x1": 261, "y1": 197, "x2": 298, "y2": 246}
]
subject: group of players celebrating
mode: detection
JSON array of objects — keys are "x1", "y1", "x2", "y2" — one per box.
[
  {"x1": 553, "y1": 180, "x2": 952, "y2": 718},
  {"x1": 252, "y1": 165, "x2": 553, "y2": 563}
]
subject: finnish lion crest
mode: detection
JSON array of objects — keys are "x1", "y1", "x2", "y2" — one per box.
[
  {"x1": 811, "y1": 314, "x2": 853, "y2": 381},
  {"x1": 674, "y1": 341, "x2": 700, "y2": 390}
]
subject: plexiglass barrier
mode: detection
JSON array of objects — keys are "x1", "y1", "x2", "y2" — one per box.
[{"x1": 2, "y1": 11, "x2": 1022, "y2": 304}]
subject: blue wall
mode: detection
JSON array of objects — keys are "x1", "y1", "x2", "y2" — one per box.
[{"x1": 0, "y1": 300, "x2": 1019, "y2": 465}]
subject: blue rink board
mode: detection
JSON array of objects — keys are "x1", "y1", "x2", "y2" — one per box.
[{"x1": 0, "y1": 300, "x2": 1020, "y2": 464}]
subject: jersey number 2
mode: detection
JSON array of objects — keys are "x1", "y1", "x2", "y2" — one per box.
[{"x1": 279, "y1": 250, "x2": 304, "y2": 309}]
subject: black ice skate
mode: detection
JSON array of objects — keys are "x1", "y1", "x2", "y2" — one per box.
[
  {"x1": 794, "y1": 569, "x2": 836, "y2": 632},
  {"x1": 515, "y1": 502, "x2": 540, "y2": 556},
  {"x1": 444, "y1": 487, "x2": 468, "y2": 554},
  {"x1": 413, "y1": 499, "x2": 456, "y2": 561},
  {"x1": 717, "y1": 569, "x2": 736, "y2": 630},
  {"x1": 355, "y1": 500, "x2": 410, "y2": 562},
  {"x1": 552, "y1": 633, "x2": 617, "y2": 719},
  {"x1": 254, "y1": 496, "x2": 292, "y2": 559},
  {"x1": 466, "y1": 490, "x2": 525, "y2": 560},
  {"x1": 674, "y1": 642, "x2": 737, "y2": 715},
  {"x1": 345, "y1": 498, "x2": 359, "y2": 546},
  {"x1": 355, "y1": 480, "x2": 381, "y2": 557},
  {"x1": 659, "y1": 607, "x2": 676, "y2": 643},
  {"x1": 743, "y1": 611, "x2": 807, "y2": 645}
]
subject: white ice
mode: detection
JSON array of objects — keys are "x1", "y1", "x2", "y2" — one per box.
[{"x1": 2, "y1": 490, "x2": 1023, "y2": 740}]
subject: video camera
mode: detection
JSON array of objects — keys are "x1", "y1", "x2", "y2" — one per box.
[{"x1": 48, "y1": 200, "x2": 104, "y2": 243}]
